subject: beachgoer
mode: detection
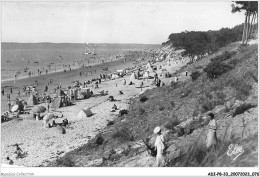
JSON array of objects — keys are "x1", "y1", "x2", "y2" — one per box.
[
  {"x1": 140, "y1": 81, "x2": 144, "y2": 91},
  {"x1": 156, "y1": 79, "x2": 161, "y2": 87},
  {"x1": 2, "y1": 89, "x2": 4, "y2": 96},
  {"x1": 15, "y1": 144, "x2": 23, "y2": 159},
  {"x1": 45, "y1": 85, "x2": 48, "y2": 92},
  {"x1": 8, "y1": 101, "x2": 11, "y2": 113},
  {"x1": 6, "y1": 157, "x2": 14, "y2": 165},
  {"x1": 36, "y1": 113, "x2": 40, "y2": 121},
  {"x1": 174, "y1": 76, "x2": 178, "y2": 82},
  {"x1": 62, "y1": 118, "x2": 69, "y2": 126},
  {"x1": 123, "y1": 79, "x2": 126, "y2": 85},
  {"x1": 7, "y1": 93, "x2": 10, "y2": 100},
  {"x1": 10, "y1": 88, "x2": 13, "y2": 94},
  {"x1": 206, "y1": 113, "x2": 218, "y2": 151},
  {"x1": 111, "y1": 104, "x2": 117, "y2": 112},
  {"x1": 185, "y1": 71, "x2": 188, "y2": 76},
  {"x1": 154, "y1": 126, "x2": 166, "y2": 167},
  {"x1": 17, "y1": 90, "x2": 20, "y2": 97}
]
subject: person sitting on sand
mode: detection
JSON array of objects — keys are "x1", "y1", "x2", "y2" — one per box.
[
  {"x1": 111, "y1": 104, "x2": 118, "y2": 112},
  {"x1": 15, "y1": 144, "x2": 23, "y2": 159},
  {"x1": 62, "y1": 118, "x2": 69, "y2": 126},
  {"x1": 1, "y1": 114, "x2": 7, "y2": 122},
  {"x1": 6, "y1": 157, "x2": 14, "y2": 165}
]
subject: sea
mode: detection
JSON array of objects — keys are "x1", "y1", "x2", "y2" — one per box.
[{"x1": 1, "y1": 43, "x2": 160, "y2": 81}]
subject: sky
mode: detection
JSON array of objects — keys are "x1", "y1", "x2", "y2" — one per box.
[{"x1": 1, "y1": 1, "x2": 246, "y2": 44}]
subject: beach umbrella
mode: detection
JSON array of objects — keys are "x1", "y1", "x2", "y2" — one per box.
[
  {"x1": 32, "y1": 106, "x2": 46, "y2": 113},
  {"x1": 11, "y1": 105, "x2": 19, "y2": 112},
  {"x1": 43, "y1": 113, "x2": 54, "y2": 122}
]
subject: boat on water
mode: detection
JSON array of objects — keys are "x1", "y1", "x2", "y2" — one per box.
[
  {"x1": 84, "y1": 44, "x2": 97, "y2": 55},
  {"x1": 34, "y1": 59, "x2": 40, "y2": 63}
]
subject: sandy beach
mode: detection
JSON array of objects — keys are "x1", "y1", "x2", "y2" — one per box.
[{"x1": 1, "y1": 44, "x2": 189, "y2": 166}]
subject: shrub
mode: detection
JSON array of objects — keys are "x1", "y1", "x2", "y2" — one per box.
[
  {"x1": 203, "y1": 61, "x2": 233, "y2": 80},
  {"x1": 228, "y1": 58, "x2": 239, "y2": 67},
  {"x1": 201, "y1": 101, "x2": 215, "y2": 113},
  {"x1": 228, "y1": 78, "x2": 252, "y2": 100},
  {"x1": 232, "y1": 103, "x2": 256, "y2": 117},
  {"x1": 190, "y1": 71, "x2": 201, "y2": 81},
  {"x1": 56, "y1": 156, "x2": 75, "y2": 167},
  {"x1": 165, "y1": 113, "x2": 179, "y2": 131},
  {"x1": 191, "y1": 145, "x2": 208, "y2": 164},
  {"x1": 140, "y1": 96, "x2": 148, "y2": 102},
  {"x1": 95, "y1": 134, "x2": 104, "y2": 146},
  {"x1": 165, "y1": 119, "x2": 180, "y2": 131},
  {"x1": 158, "y1": 106, "x2": 165, "y2": 111},
  {"x1": 211, "y1": 51, "x2": 237, "y2": 62},
  {"x1": 181, "y1": 89, "x2": 192, "y2": 98},
  {"x1": 112, "y1": 127, "x2": 135, "y2": 142},
  {"x1": 121, "y1": 145, "x2": 131, "y2": 156},
  {"x1": 198, "y1": 94, "x2": 219, "y2": 113},
  {"x1": 170, "y1": 101, "x2": 175, "y2": 107},
  {"x1": 138, "y1": 107, "x2": 145, "y2": 115},
  {"x1": 215, "y1": 91, "x2": 226, "y2": 102},
  {"x1": 244, "y1": 71, "x2": 258, "y2": 83},
  {"x1": 119, "y1": 109, "x2": 128, "y2": 116},
  {"x1": 107, "y1": 120, "x2": 114, "y2": 126}
]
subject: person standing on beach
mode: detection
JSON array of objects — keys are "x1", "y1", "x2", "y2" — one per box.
[
  {"x1": 154, "y1": 126, "x2": 166, "y2": 167},
  {"x1": 8, "y1": 100, "x2": 11, "y2": 113},
  {"x1": 17, "y1": 90, "x2": 20, "y2": 97},
  {"x1": 2, "y1": 89, "x2": 4, "y2": 96},
  {"x1": 140, "y1": 80, "x2": 144, "y2": 91},
  {"x1": 10, "y1": 88, "x2": 13, "y2": 94},
  {"x1": 45, "y1": 85, "x2": 48, "y2": 92},
  {"x1": 206, "y1": 113, "x2": 218, "y2": 151}
]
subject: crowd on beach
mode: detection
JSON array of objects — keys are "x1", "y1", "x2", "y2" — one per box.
[{"x1": 1, "y1": 47, "x2": 220, "y2": 167}]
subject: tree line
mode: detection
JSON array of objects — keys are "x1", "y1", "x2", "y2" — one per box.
[
  {"x1": 165, "y1": 24, "x2": 245, "y2": 57},
  {"x1": 163, "y1": 1, "x2": 257, "y2": 57}
]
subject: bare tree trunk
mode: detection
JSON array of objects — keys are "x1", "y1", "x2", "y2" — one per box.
[
  {"x1": 242, "y1": 11, "x2": 248, "y2": 44},
  {"x1": 245, "y1": 12, "x2": 251, "y2": 44},
  {"x1": 255, "y1": 13, "x2": 258, "y2": 39},
  {"x1": 248, "y1": 13, "x2": 255, "y2": 40},
  {"x1": 251, "y1": 13, "x2": 256, "y2": 36}
]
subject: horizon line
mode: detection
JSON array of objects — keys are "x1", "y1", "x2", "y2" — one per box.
[{"x1": 1, "y1": 42, "x2": 162, "y2": 45}]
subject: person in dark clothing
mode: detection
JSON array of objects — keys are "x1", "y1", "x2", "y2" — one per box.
[
  {"x1": 6, "y1": 157, "x2": 14, "y2": 165},
  {"x1": 45, "y1": 85, "x2": 48, "y2": 92},
  {"x1": 2, "y1": 89, "x2": 4, "y2": 96},
  {"x1": 15, "y1": 144, "x2": 23, "y2": 158}
]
